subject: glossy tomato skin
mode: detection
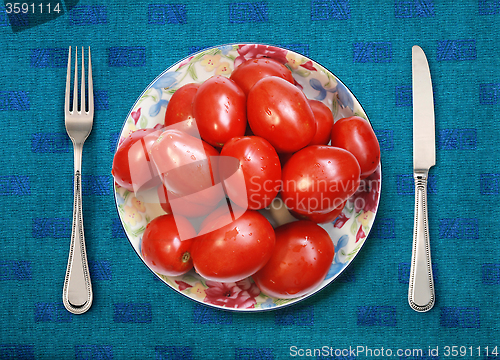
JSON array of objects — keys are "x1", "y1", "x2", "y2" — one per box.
[
  {"x1": 291, "y1": 200, "x2": 346, "y2": 224},
  {"x1": 191, "y1": 210, "x2": 275, "y2": 282},
  {"x1": 150, "y1": 129, "x2": 223, "y2": 215},
  {"x1": 308, "y1": 99, "x2": 334, "y2": 146},
  {"x1": 230, "y1": 58, "x2": 294, "y2": 95},
  {"x1": 141, "y1": 214, "x2": 197, "y2": 276},
  {"x1": 192, "y1": 75, "x2": 247, "y2": 147},
  {"x1": 281, "y1": 145, "x2": 360, "y2": 215},
  {"x1": 220, "y1": 136, "x2": 281, "y2": 210},
  {"x1": 247, "y1": 76, "x2": 316, "y2": 153},
  {"x1": 164, "y1": 83, "x2": 200, "y2": 136},
  {"x1": 252, "y1": 220, "x2": 334, "y2": 299},
  {"x1": 330, "y1": 116, "x2": 380, "y2": 179},
  {"x1": 112, "y1": 128, "x2": 162, "y2": 192}
]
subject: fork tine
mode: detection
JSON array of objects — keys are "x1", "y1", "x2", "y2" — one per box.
[
  {"x1": 65, "y1": 46, "x2": 72, "y2": 114},
  {"x1": 81, "y1": 47, "x2": 85, "y2": 113},
  {"x1": 87, "y1": 47, "x2": 94, "y2": 116},
  {"x1": 73, "y1": 46, "x2": 78, "y2": 113}
]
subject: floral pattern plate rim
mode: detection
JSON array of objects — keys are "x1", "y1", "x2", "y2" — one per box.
[{"x1": 113, "y1": 43, "x2": 381, "y2": 312}]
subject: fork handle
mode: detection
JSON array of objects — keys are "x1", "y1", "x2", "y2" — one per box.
[
  {"x1": 408, "y1": 170, "x2": 435, "y2": 312},
  {"x1": 63, "y1": 168, "x2": 93, "y2": 314}
]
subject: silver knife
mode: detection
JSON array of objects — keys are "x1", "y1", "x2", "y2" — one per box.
[{"x1": 408, "y1": 45, "x2": 436, "y2": 312}]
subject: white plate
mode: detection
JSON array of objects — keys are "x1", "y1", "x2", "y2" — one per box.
[{"x1": 114, "y1": 44, "x2": 381, "y2": 311}]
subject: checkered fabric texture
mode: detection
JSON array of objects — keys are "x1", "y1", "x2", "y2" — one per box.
[{"x1": 0, "y1": 0, "x2": 499, "y2": 359}]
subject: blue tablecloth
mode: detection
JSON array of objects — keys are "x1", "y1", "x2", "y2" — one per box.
[{"x1": 1, "y1": 1, "x2": 499, "y2": 359}]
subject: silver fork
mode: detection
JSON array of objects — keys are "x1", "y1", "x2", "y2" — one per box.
[{"x1": 62, "y1": 46, "x2": 94, "y2": 314}]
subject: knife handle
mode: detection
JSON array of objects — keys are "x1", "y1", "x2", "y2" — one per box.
[{"x1": 408, "y1": 170, "x2": 435, "y2": 312}]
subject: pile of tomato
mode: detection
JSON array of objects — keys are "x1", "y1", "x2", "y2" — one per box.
[{"x1": 112, "y1": 58, "x2": 380, "y2": 299}]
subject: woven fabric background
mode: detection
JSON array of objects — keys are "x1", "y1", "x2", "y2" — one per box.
[{"x1": 0, "y1": 0, "x2": 498, "y2": 359}]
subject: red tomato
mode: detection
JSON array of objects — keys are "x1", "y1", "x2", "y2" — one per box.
[
  {"x1": 141, "y1": 214, "x2": 197, "y2": 276},
  {"x1": 330, "y1": 116, "x2": 380, "y2": 179},
  {"x1": 220, "y1": 136, "x2": 281, "y2": 210},
  {"x1": 191, "y1": 210, "x2": 275, "y2": 282},
  {"x1": 252, "y1": 220, "x2": 334, "y2": 299},
  {"x1": 157, "y1": 184, "x2": 172, "y2": 214},
  {"x1": 157, "y1": 183, "x2": 220, "y2": 218},
  {"x1": 281, "y1": 145, "x2": 360, "y2": 215},
  {"x1": 247, "y1": 76, "x2": 316, "y2": 153},
  {"x1": 230, "y1": 58, "x2": 294, "y2": 95},
  {"x1": 308, "y1": 99, "x2": 334, "y2": 146},
  {"x1": 192, "y1": 75, "x2": 247, "y2": 147},
  {"x1": 112, "y1": 128, "x2": 162, "y2": 192},
  {"x1": 196, "y1": 203, "x2": 246, "y2": 236},
  {"x1": 164, "y1": 83, "x2": 200, "y2": 136},
  {"x1": 291, "y1": 200, "x2": 346, "y2": 224},
  {"x1": 150, "y1": 129, "x2": 223, "y2": 216}
]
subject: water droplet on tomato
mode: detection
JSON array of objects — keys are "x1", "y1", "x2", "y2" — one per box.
[
  {"x1": 224, "y1": 228, "x2": 239, "y2": 241},
  {"x1": 191, "y1": 155, "x2": 196, "y2": 160}
]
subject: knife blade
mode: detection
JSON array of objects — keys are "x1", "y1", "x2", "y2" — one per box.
[{"x1": 408, "y1": 45, "x2": 436, "y2": 312}]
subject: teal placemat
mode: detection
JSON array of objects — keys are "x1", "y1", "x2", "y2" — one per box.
[{"x1": 0, "y1": 0, "x2": 498, "y2": 359}]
